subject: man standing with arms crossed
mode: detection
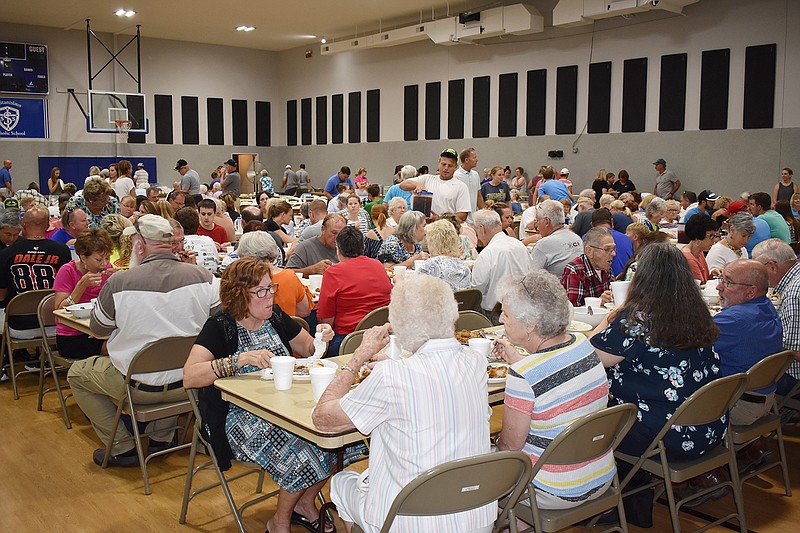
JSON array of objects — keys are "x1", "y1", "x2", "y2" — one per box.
[{"x1": 454, "y1": 147, "x2": 484, "y2": 224}]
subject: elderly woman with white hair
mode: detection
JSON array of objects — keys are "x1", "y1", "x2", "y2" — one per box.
[
  {"x1": 706, "y1": 212, "x2": 757, "y2": 275},
  {"x1": 643, "y1": 196, "x2": 667, "y2": 231},
  {"x1": 314, "y1": 274, "x2": 493, "y2": 533},
  {"x1": 385, "y1": 196, "x2": 408, "y2": 229},
  {"x1": 494, "y1": 270, "x2": 614, "y2": 514},
  {"x1": 416, "y1": 220, "x2": 473, "y2": 290},
  {"x1": 377, "y1": 210, "x2": 429, "y2": 268}
]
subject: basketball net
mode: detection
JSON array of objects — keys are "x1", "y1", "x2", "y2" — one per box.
[{"x1": 114, "y1": 119, "x2": 132, "y2": 135}]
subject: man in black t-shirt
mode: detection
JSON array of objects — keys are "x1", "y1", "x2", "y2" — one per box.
[{"x1": 0, "y1": 207, "x2": 71, "y2": 331}]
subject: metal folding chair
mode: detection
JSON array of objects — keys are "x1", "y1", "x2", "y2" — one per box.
[
  {"x1": 339, "y1": 329, "x2": 365, "y2": 356},
  {"x1": 456, "y1": 309, "x2": 493, "y2": 331},
  {"x1": 454, "y1": 288, "x2": 483, "y2": 312},
  {"x1": 354, "y1": 305, "x2": 389, "y2": 331}
]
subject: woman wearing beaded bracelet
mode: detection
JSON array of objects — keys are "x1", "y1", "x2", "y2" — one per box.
[{"x1": 183, "y1": 257, "x2": 347, "y2": 533}]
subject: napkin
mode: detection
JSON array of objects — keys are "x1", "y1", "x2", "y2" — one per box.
[{"x1": 311, "y1": 331, "x2": 327, "y2": 359}]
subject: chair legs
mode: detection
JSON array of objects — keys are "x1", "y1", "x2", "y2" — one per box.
[{"x1": 37, "y1": 349, "x2": 73, "y2": 429}]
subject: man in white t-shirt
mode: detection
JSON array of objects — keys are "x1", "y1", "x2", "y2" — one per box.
[
  {"x1": 133, "y1": 162, "x2": 150, "y2": 188},
  {"x1": 453, "y1": 147, "x2": 484, "y2": 224},
  {"x1": 400, "y1": 148, "x2": 471, "y2": 221}
]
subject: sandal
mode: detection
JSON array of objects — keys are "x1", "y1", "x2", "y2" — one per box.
[{"x1": 290, "y1": 511, "x2": 336, "y2": 533}]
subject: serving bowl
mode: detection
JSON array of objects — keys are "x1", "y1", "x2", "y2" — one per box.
[{"x1": 572, "y1": 306, "x2": 610, "y2": 328}]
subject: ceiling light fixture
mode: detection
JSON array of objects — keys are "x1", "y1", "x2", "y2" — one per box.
[
  {"x1": 115, "y1": 9, "x2": 136, "y2": 17},
  {"x1": 236, "y1": 25, "x2": 256, "y2": 32},
  {"x1": 320, "y1": 37, "x2": 327, "y2": 44}
]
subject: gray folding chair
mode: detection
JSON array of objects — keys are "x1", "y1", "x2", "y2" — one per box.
[
  {"x1": 0, "y1": 289, "x2": 55, "y2": 400},
  {"x1": 351, "y1": 450, "x2": 532, "y2": 533},
  {"x1": 292, "y1": 315, "x2": 310, "y2": 333},
  {"x1": 731, "y1": 350, "x2": 793, "y2": 496},
  {"x1": 616, "y1": 373, "x2": 749, "y2": 533},
  {"x1": 454, "y1": 288, "x2": 483, "y2": 311},
  {"x1": 456, "y1": 309, "x2": 493, "y2": 331},
  {"x1": 100, "y1": 335, "x2": 196, "y2": 495},
  {"x1": 339, "y1": 329, "x2": 365, "y2": 356},
  {"x1": 354, "y1": 305, "x2": 389, "y2": 331},
  {"x1": 505, "y1": 403, "x2": 637, "y2": 533},
  {"x1": 180, "y1": 388, "x2": 273, "y2": 533}
]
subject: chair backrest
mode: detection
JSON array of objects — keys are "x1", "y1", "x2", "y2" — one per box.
[
  {"x1": 455, "y1": 310, "x2": 492, "y2": 331},
  {"x1": 453, "y1": 288, "x2": 483, "y2": 312},
  {"x1": 355, "y1": 305, "x2": 389, "y2": 331},
  {"x1": 124, "y1": 336, "x2": 198, "y2": 380},
  {"x1": 743, "y1": 350, "x2": 794, "y2": 393},
  {"x1": 532, "y1": 403, "x2": 637, "y2": 474},
  {"x1": 381, "y1": 450, "x2": 531, "y2": 532},
  {"x1": 37, "y1": 292, "x2": 58, "y2": 330},
  {"x1": 292, "y1": 316, "x2": 310, "y2": 333},
  {"x1": 6, "y1": 289, "x2": 54, "y2": 321},
  {"x1": 339, "y1": 330, "x2": 365, "y2": 356},
  {"x1": 667, "y1": 373, "x2": 748, "y2": 429}
]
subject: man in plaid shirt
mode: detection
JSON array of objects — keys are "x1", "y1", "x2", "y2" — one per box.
[
  {"x1": 561, "y1": 227, "x2": 615, "y2": 307},
  {"x1": 753, "y1": 239, "x2": 800, "y2": 394}
]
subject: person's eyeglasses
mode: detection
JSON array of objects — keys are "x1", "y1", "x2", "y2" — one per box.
[
  {"x1": 705, "y1": 233, "x2": 721, "y2": 241},
  {"x1": 250, "y1": 284, "x2": 279, "y2": 298},
  {"x1": 587, "y1": 244, "x2": 617, "y2": 254},
  {"x1": 720, "y1": 277, "x2": 755, "y2": 288}
]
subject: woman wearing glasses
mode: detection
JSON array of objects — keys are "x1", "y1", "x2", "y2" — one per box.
[
  {"x1": 682, "y1": 214, "x2": 719, "y2": 284},
  {"x1": 184, "y1": 257, "x2": 342, "y2": 533}
]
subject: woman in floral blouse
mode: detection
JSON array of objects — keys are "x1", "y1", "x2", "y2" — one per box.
[
  {"x1": 417, "y1": 220, "x2": 473, "y2": 291},
  {"x1": 377, "y1": 210, "x2": 428, "y2": 268}
]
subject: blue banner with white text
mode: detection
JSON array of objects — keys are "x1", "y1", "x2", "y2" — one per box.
[{"x1": 0, "y1": 97, "x2": 48, "y2": 138}]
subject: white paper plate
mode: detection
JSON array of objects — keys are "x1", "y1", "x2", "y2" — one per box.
[{"x1": 487, "y1": 363, "x2": 510, "y2": 384}]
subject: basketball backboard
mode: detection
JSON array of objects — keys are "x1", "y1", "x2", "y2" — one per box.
[{"x1": 87, "y1": 90, "x2": 147, "y2": 133}]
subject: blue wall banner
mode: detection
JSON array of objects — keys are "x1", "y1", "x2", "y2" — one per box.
[{"x1": 0, "y1": 98, "x2": 48, "y2": 138}]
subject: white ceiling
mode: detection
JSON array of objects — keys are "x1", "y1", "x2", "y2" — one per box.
[{"x1": 5, "y1": 0, "x2": 497, "y2": 52}]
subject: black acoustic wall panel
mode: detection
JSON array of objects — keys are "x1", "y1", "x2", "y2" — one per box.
[
  {"x1": 286, "y1": 100, "x2": 297, "y2": 146},
  {"x1": 127, "y1": 131, "x2": 145, "y2": 144},
  {"x1": 348, "y1": 91, "x2": 361, "y2": 144},
  {"x1": 622, "y1": 58, "x2": 647, "y2": 133},
  {"x1": 498, "y1": 73, "x2": 517, "y2": 137},
  {"x1": 232, "y1": 99, "x2": 248, "y2": 146},
  {"x1": 555, "y1": 66, "x2": 578, "y2": 135},
  {"x1": 366, "y1": 89, "x2": 380, "y2": 142},
  {"x1": 316, "y1": 96, "x2": 327, "y2": 145},
  {"x1": 425, "y1": 82, "x2": 441, "y2": 140},
  {"x1": 472, "y1": 76, "x2": 490, "y2": 138},
  {"x1": 255, "y1": 101, "x2": 270, "y2": 147},
  {"x1": 448, "y1": 79, "x2": 465, "y2": 140},
  {"x1": 658, "y1": 53, "x2": 687, "y2": 132},
  {"x1": 526, "y1": 69, "x2": 546, "y2": 136},
  {"x1": 743, "y1": 44, "x2": 776, "y2": 129},
  {"x1": 404, "y1": 85, "x2": 419, "y2": 141},
  {"x1": 181, "y1": 96, "x2": 199, "y2": 145},
  {"x1": 301, "y1": 98, "x2": 312, "y2": 146},
  {"x1": 207, "y1": 97, "x2": 224, "y2": 145},
  {"x1": 588, "y1": 62, "x2": 611, "y2": 134},
  {"x1": 154, "y1": 94, "x2": 173, "y2": 145},
  {"x1": 332, "y1": 94, "x2": 344, "y2": 144},
  {"x1": 699, "y1": 49, "x2": 730, "y2": 131}
]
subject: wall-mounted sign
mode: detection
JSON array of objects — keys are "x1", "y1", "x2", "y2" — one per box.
[
  {"x1": 1, "y1": 42, "x2": 49, "y2": 94},
  {"x1": 0, "y1": 98, "x2": 49, "y2": 138}
]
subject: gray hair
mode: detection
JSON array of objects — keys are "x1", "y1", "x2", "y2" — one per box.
[
  {"x1": 400, "y1": 165, "x2": 417, "y2": 180},
  {"x1": 498, "y1": 271, "x2": 571, "y2": 338},
  {"x1": 728, "y1": 212, "x2": 756, "y2": 236},
  {"x1": 473, "y1": 209, "x2": 501, "y2": 230},
  {"x1": 752, "y1": 238, "x2": 797, "y2": 265},
  {"x1": 387, "y1": 196, "x2": 407, "y2": 213},
  {"x1": 237, "y1": 231, "x2": 280, "y2": 262},
  {"x1": 583, "y1": 227, "x2": 612, "y2": 248},
  {"x1": 0, "y1": 209, "x2": 22, "y2": 229},
  {"x1": 599, "y1": 194, "x2": 615, "y2": 209},
  {"x1": 389, "y1": 274, "x2": 458, "y2": 351},
  {"x1": 646, "y1": 196, "x2": 667, "y2": 218},
  {"x1": 579, "y1": 188, "x2": 595, "y2": 200},
  {"x1": 536, "y1": 199, "x2": 565, "y2": 226},
  {"x1": 396, "y1": 210, "x2": 426, "y2": 243}
]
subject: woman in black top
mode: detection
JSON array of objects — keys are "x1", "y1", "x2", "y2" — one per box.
[{"x1": 265, "y1": 200, "x2": 297, "y2": 246}]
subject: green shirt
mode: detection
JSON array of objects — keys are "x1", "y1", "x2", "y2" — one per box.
[
  {"x1": 759, "y1": 210, "x2": 791, "y2": 243},
  {"x1": 364, "y1": 198, "x2": 384, "y2": 227}
]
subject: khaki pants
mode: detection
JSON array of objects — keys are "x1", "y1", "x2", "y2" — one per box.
[
  {"x1": 730, "y1": 393, "x2": 775, "y2": 426},
  {"x1": 67, "y1": 356, "x2": 186, "y2": 455}
]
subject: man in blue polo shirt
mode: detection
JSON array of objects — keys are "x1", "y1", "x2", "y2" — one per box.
[
  {"x1": 534, "y1": 166, "x2": 571, "y2": 202},
  {"x1": 323, "y1": 166, "x2": 354, "y2": 200},
  {"x1": 0, "y1": 160, "x2": 13, "y2": 196}
]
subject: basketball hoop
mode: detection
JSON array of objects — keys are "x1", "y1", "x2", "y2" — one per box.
[{"x1": 114, "y1": 119, "x2": 132, "y2": 135}]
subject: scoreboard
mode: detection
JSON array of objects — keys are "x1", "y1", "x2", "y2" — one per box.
[{"x1": 0, "y1": 42, "x2": 49, "y2": 95}]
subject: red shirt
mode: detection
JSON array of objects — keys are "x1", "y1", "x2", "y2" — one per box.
[
  {"x1": 316, "y1": 255, "x2": 392, "y2": 335},
  {"x1": 197, "y1": 224, "x2": 228, "y2": 245}
]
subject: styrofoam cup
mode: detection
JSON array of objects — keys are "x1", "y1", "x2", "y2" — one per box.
[
  {"x1": 310, "y1": 366, "x2": 337, "y2": 402},
  {"x1": 468, "y1": 338, "x2": 493, "y2": 358},
  {"x1": 270, "y1": 356, "x2": 295, "y2": 391},
  {"x1": 393, "y1": 265, "x2": 407, "y2": 278},
  {"x1": 295, "y1": 271, "x2": 304, "y2": 281},
  {"x1": 309, "y1": 274, "x2": 323, "y2": 292},
  {"x1": 584, "y1": 297, "x2": 602, "y2": 308},
  {"x1": 610, "y1": 281, "x2": 632, "y2": 307}
]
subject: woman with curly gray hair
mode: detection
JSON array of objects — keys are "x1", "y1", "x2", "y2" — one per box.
[
  {"x1": 416, "y1": 220, "x2": 473, "y2": 290},
  {"x1": 376, "y1": 210, "x2": 429, "y2": 268},
  {"x1": 494, "y1": 270, "x2": 614, "y2": 513}
]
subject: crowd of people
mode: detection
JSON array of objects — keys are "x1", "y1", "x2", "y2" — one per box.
[{"x1": 0, "y1": 150, "x2": 799, "y2": 533}]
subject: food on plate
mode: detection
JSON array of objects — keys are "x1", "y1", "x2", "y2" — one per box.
[
  {"x1": 294, "y1": 360, "x2": 325, "y2": 376},
  {"x1": 455, "y1": 329, "x2": 481, "y2": 344},
  {"x1": 487, "y1": 364, "x2": 508, "y2": 379},
  {"x1": 356, "y1": 363, "x2": 372, "y2": 384}
]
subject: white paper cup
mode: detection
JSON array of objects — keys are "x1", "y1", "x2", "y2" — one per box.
[
  {"x1": 310, "y1": 366, "x2": 337, "y2": 402},
  {"x1": 226, "y1": 245, "x2": 234, "y2": 254},
  {"x1": 295, "y1": 271, "x2": 304, "y2": 281},
  {"x1": 309, "y1": 274, "x2": 323, "y2": 292},
  {"x1": 468, "y1": 338, "x2": 493, "y2": 358},
  {"x1": 610, "y1": 281, "x2": 632, "y2": 307},
  {"x1": 584, "y1": 297, "x2": 603, "y2": 308},
  {"x1": 270, "y1": 356, "x2": 295, "y2": 391},
  {"x1": 385, "y1": 334, "x2": 402, "y2": 360},
  {"x1": 393, "y1": 265, "x2": 407, "y2": 278}
]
